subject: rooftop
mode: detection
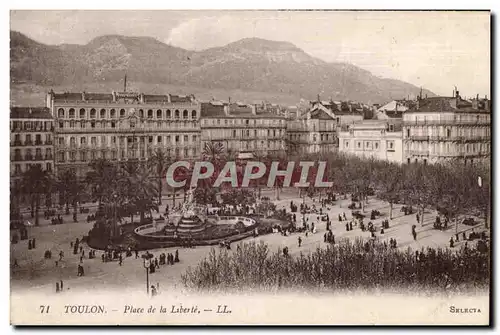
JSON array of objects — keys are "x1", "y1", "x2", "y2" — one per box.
[{"x1": 10, "y1": 107, "x2": 52, "y2": 119}]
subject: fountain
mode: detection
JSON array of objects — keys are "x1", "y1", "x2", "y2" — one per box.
[{"x1": 131, "y1": 188, "x2": 259, "y2": 248}]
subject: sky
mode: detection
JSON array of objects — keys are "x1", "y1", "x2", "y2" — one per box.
[{"x1": 10, "y1": 10, "x2": 491, "y2": 97}]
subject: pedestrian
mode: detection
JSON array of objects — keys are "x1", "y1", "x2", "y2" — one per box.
[
  {"x1": 345, "y1": 223, "x2": 349, "y2": 232},
  {"x1": 119, "y1": 254, "x2": 123, "y2": 266},
  {"x1": 135, "y1": 250, "x2": 139, "y2": 259},
  {"x1": 80, "y1": 256, "x2": 83, "y2": 263},
  {"x1": 101, "y1": 253, "x2": 105, "y2": 262},
  {"x1": 298, "y1": 236, "x2": 302, "y2": 247},
  {"x1": 32, "y1": 238, "x2": 36, "y2": 248},
  {"x1": 416, "y1": 213, "x2": 420, "y2": 224},
  {"x1": 56, "y1": 282, "x2": 60, "y2": 293},
  {"x1": 60, "y1": 280, "x2": 64, "y2": 291},
  {"x1": 349, "y1": 222, "x2": 353, "y2": 231},
  {"x1": 174, "y1": 250, "x2": 179, "y2": 263}
]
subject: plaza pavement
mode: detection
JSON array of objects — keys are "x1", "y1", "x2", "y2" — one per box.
[{"x1": 10, "y1": 189, "x2": 486, "y2": 295}]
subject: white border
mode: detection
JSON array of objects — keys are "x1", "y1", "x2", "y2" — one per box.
[{"x1": 2, "y1": 1, "x2": 498, "y2": 334}]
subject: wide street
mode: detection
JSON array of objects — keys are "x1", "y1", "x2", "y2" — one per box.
[{"x1": 10, "y1": 189, "x2": 486, "y2": 296}]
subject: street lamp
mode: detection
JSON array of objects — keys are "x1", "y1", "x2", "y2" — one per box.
[
  {"x1": 143, "y1": 257, "x2": 150, "y2": 295},
  {"x1": 478, "y1": 176, "x2": 488, "y2": 229}
]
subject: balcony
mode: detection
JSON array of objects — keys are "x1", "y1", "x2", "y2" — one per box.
[
  {"x1": 35, "y1": 140, "x2": 43, "y2": 145},
  {"x1": 45, "y1": 141, "x2": 53, "y2": 145},
  {"x1": 24, "y1": 140, "x2": 33, "y2": 146},
  {"x1": 35, "y1": 155, "x2": 43, "y2": 161},
  {"x1": 13, "y1": 155, "x2": 23, "y2": 162},
  {"x1": 12, "y1": 140, "x2": 22, "y2": 146},
  {"x1": 406, "y1": 135, "x2": 491, "y2": 142},
  {"x1": 25, "y1": 155, "x2": 33, "y2": 161},
  {"x1": 45, "y1": 155, "x2": 53, "y2": 160},
  {"x1": 404, "y1": 120, "x2": 490, "y2": 126}
]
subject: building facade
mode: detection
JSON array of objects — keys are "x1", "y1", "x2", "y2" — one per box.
[
  {"x1": 403, "y1": 92, "x2": 491, "y2": 165},
  {"x1": 338, "y1": 120, "x2": 404, "y2": 164},
  {"x1": 46, "y1": 91, "x2": 201, "y2": 177},
  {"x1": 286, "y1": 100, "x2": 364, "y2": 155},
  {"x1": 10, "y1": 107, "x2": 55, "y2": 202},
  {"x1": 200, "y1": 101, "x2": 287, "y2": 157}
]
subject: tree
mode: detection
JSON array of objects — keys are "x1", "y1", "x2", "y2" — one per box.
[
  {"x1": 21, "y1": 165, "x2": 51, "y2": 226},
  {"x1": 148, "y1": 148, "x2": 171, "y2": 205},
  {"x1": 125, "y1": 167, "x2": 158, "y2": 224},
  {"x1": 375, "y1": 161, "x2": 403, "y2": 220},
  {"x1": 57, "y1": 169, "x2": 84, "y2": 219},
  {"x1": 86, "y1": 158, "x2": 118, "y2": 207}
]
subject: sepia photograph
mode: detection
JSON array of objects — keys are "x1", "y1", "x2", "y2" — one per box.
[{"x1": 8, "y1": 9, "x2": 491, "y2": 325}]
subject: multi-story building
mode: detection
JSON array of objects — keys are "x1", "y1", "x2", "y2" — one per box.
[
  {"x1": 286, "y1": 99, "x2": 364, "y2": 154},
  {"x1": 46, "y1": 90, "x2": 201, "y2": 177},
  {"x1": 200, "y1": 101, "x2": 287, "y2": 157},
  {"x1": 338, "y1": 120, "x2": 404, "y2": 164},
  {"x1": 403, "y1": 91, "x2": 491, "y2": 165},
  {"x1": 375, "y1": 99, "x2": 416, "y2": 120},
  {"x1": 10, "y1": 107, "x2": 55, "y2": 202}
]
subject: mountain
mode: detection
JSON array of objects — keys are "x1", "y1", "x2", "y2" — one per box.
[{"x1": 10, "y1": 31, "x2": 435, "y2": 104}]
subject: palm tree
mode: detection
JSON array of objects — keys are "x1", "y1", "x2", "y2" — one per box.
[
  {"x1": 148, "y1": 148, "x2": 171, "y2": 205},
  {"x1": 57, "y1": 169, "x2": 85, "y2": 221},
  {"x1": 203, "y1": 141, "x2": 225, "y2": 170},
  {"x1": 57, "y1": 170, "x2": 76, "y2": 215},
  {"x1": 86, "y1": 158, "x2": 117, "y2": 206},
  {"x1": 21, "y1": 165, "x2": 51, "y2": 226},
  {"x1": 126, "y1": 167, "x2": 158, "y2": 224}
]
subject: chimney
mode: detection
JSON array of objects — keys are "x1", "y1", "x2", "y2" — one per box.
[
  {"x1": 82, "y1": 91, "x2": 86, "y2": 101},
  {"x1": 251, "y1": 104, "x2": 257, "y2": 115},
  {"x1": 112, "y1": 91, "x2": 117, "y2": 102}
]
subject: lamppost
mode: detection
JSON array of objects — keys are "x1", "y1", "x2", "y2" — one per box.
[
  {"x1": 143, "y1": 256, "x2": 150, "y2": 295},
  {"x1": 478, "y1": 176, "x2": 488, "y2": 229}
]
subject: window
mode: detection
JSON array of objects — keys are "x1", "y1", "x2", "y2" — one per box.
[
  {"x1": 139, "y1": 109, "x2": 144, "y2": 118},
  {"x1": 58, "y1": 152, "x2": 65, "y2": 162},
  {"x1": 184, "y1": 148, "x2": 189, "y2": 157},
  {"x1": 111, "y1": 122, "x2": 116, "y2": 128},
  {"x1": 91, "y1": 121, "x2": 96, "y2": 128},
  {"x1": 233, "y1": 130, "x2": 236, "y2": 137},
  {"x1": 90, "y1": 109, "x2": 96, "y2": 119},
  {"x1": 59, "y1": 121, "x2": 64, "y2": 129},
  {"x1": 183, "y1": 110, "x2": 188, "y2": 119},
  {"x1": 375, "y1": 142, "x2": 379, "y2": 150},
  {"x1": 387, "y1": 140, "x2": 395, "y2": 152},
  {"x1": 192, "y1": 110, "x2": 197, "y2": 119},
  {"x1": 406, "y1": 129, "x2": 410, "y2": 137},
  {"x1": 149, "y1": 136, "x2": 153, "y2": 143},
  {"x1": 110, "y1": 109, "x2": 116, "y2": 118},
  {"x1": 166, "y1": 110, "x2": 171, "y2": 118},
  {"x1": 70, "y1": 152, "x2": 76, "y2": 161},
  {"x1": 166, "y1": 135, "x2": 171, "y2": 143},
  {"x1": 389, "y1": 124, "x2": 394, "y2": 131},
  {"x1": 184, "y1": 135, "x2": 188, "y2": 143},
  {"x1": 344, "y1": 140, "x2": 349, "y2": 148},
  {"x1": 58, "y1": 108, "x2": 65, "y2": 118},
  {"x1": 447, "y1": 129, "x2": 451, "y2": 138},
  {"x1": 79, "y1": 108, "x2": 86, "y2": 118},
  {"x1": 192, "y1": 135, "x2": 197, "y2": 142},
  {"x1": 81, "y1": 137, "x2": 86, "y2": 145},
  {"x1": 81, "y1": 121, "x2": 86, "y2": 129},
  {"x1": 80, "y1": 152, "x2": 86, "y2": 162},
  {"x1": 91, "y1": 137, "x2": 97, "y2": 146},
  {"x1": 120, "y1": 109, "x2": 126, "y2": 117},
  {"x1": 157, "y1": 110, "x2": 162, "y2": 119},
  {"x1": 111, "y1": 136, "x2": 116, "y2": 144},
  {"x1": 100, "y1": 109, "x2": 106, "y2": 118},
  {"x1": 69, "y1": 108, "x2": 75, "y2": 118},
  {"x1": 175, "y1": 136, "x2": 180, "y2": 144}
]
